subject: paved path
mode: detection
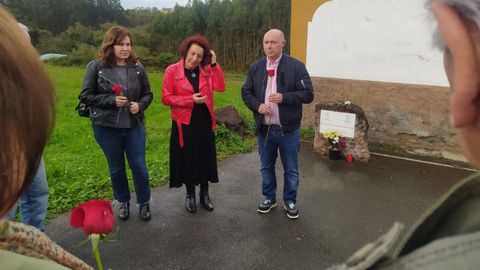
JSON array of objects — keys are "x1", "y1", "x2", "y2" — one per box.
[{"x1": 46, "y1": 142, "x2": 471, "y2": 269}]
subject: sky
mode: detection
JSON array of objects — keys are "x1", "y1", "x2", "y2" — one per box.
[{"x1": 120, "y1": 0, "x2": 189, "y2": 10}]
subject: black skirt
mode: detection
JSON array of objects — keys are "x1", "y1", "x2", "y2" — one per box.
[{"x1": 169, "y1": 104, "x2": 219, "y2": 188}]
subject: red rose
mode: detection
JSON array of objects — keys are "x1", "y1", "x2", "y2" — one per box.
[
  {"x1": 112, "y1": 84, "x2": 123, "y2": 95},
  {"x1": 267, "y1": 69, "x2": 275, "y2": 77},
  {"x1": 70, "y1": 200, "x2": 114, "y2": 235}
]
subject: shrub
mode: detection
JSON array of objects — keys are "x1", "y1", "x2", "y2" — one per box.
[
  {"x1": 35, "y1": 32, "x2": 71, "y2": 54},
  {"x1": 44, "y1": 56, "x2": 84, "y2": 66},
  {"x1": 134, "y1": 45, "x2": 150, "y2": 59},
  {"x1": 141, "y1": 53, "x2": 180, "y2": 68},
  {"x1": 71, "y1": 44, "x2": 98, "y2": 63}
]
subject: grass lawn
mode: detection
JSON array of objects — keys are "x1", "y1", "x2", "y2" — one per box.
[{"x1": 44, "y1": 65, "x2": 256, "y2": 217}]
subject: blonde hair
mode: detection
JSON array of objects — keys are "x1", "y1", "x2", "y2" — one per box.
[{"x1": 0, "y1": 7, "x2": 56, "y2": 217}]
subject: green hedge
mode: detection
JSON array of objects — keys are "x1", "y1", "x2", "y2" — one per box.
[{"x1": 44, "y1": 52, "x2": 181, "y2": 69}]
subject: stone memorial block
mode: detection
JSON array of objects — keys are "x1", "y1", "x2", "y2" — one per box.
[
  {"x1": 314, "y1": 102, "x2": 370, "y2": 161},
  {"x1": 215, "y1": 105, "x2": 246, "y2": 137}
]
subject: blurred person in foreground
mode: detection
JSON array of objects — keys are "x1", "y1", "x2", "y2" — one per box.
[
  {"x1": 430, "y1": 0, "x2": 480, "y2": 169},
  {"x1": 326, "y1": 1, "x2": 480, "y2": 269},
  {"x1": 79, "y1": 26, "x2": 153, "y2": 221},
  {"x1": 162, "y1": 35, "x2": 225, "y2": 213},
  {"x1": 0, "y1": 6, "x2": 92, "y2": 270},
  {"x1": 5, "y1": 22, "x2": 49, "y2": 232}
]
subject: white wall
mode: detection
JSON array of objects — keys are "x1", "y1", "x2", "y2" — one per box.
[{"x1": 306, "y1": 0, "x2": 448, "y2": 86}]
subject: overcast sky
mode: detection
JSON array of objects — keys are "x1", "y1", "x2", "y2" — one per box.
[{"x1": 120, "y1": 0, "x2": 190, "y2": 9}]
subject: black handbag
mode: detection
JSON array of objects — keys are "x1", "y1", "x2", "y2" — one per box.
[
  {"x1": 76, "y1": 60, "x2": 101, "y2": 118},
  {"x1": 75, "y1": 101, "x2": 90, "y2": 117}
]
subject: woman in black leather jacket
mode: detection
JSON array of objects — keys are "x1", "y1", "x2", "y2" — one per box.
[{"x1": 79, "y1": 26, "x2": 153, "y2": 221}]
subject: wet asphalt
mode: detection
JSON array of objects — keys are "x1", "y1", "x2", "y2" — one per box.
[{"x1": 46, "y1": 142, "x2": 472, "y2": 270}]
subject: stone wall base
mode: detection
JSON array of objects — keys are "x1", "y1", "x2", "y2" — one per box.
[{"x1": 301, "y1": 77, "x2": 464, "y2": 161}]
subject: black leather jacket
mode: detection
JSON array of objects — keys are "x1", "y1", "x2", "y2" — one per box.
[
  {"x1": 241, "y1": 54, "x2": 314, "y2": 135},
  {"x1": 79, "y1": 60, "x2": 153, "y2": 128}
]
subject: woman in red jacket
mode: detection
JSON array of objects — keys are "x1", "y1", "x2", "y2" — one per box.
[{"x1": 162, "y1": 35, "x2": 226, "y2": 213}]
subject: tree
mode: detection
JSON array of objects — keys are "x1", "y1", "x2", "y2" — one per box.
[
  {"x1": 147, "y1": 0, "x2": 290, "y2": 70},
  {"x1": 2, "y1": 0, "x2": 128, "y2": 34}
]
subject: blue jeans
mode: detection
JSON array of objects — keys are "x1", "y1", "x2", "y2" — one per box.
[
  {"x1": 258, "y1": 126, "x2": 300, "y2": 204},
  {"x1": 93, "y1": 124, "x2": 151, "y2": 205},
  {"x1": 6, "y1": 157, "x2": 48, "y2": 232}
]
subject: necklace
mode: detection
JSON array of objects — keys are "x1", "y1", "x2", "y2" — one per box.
[{"x1": 191, "y1": 72, "x2": 197, "y2": 78}]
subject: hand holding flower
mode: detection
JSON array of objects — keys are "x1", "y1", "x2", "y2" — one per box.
[
  {"x1": 258, "y1": 103, "x2": 271, "y2": 115},
  {"x1": 116, "y1": 96, "x2": 129, "y2": 107},
  {"x1": 112, "y1": 84, "x2": 128, "y2": 107}
]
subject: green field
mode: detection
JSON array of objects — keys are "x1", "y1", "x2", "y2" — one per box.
[{"x1": 44, "y1": 65, "x2": 256, "y2": 217}]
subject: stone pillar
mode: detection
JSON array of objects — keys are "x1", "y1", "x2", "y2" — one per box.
[{"x1": 314, "y1": 102, "x2": 370, "y2": 161}]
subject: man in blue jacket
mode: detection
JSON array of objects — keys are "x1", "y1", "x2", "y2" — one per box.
[{"x1": 241, "y1": 29, "x2": 314, "y2": 219}]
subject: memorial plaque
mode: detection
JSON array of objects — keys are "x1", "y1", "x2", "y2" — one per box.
[{"x1": 319, "y1": 110, "x2": 356, "y2": 138}]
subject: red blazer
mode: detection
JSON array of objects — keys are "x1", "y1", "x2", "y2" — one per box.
[{"x1": 162, "y1": 60, "x2": 226, "y2": 147}]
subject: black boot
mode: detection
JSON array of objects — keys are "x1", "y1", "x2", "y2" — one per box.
[
  {"x1": 139, "y1": 203, "x2": 151, "y2": 221},
  {"x1": 186, "y1": 194, "x2": 197, "y2": 213},
  {"x1": 118, "y1": 202, "x2": 130, "y2": 221},
  {"x1": 199, "y1": 190, "x2": 214, "y2": 211}
]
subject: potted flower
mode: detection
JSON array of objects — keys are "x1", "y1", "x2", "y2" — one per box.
[{"x1": 322, "y1": 131, "x2": 346, "y2": 160}]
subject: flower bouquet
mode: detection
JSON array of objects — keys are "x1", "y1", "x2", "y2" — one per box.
[{"x1": 322, "y1": 131, "x2": 346, "y2": 160}]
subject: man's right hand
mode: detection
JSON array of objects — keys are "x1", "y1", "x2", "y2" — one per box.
[{"x1": 258, "y1": 103, "x2": 271, "y2": 115}]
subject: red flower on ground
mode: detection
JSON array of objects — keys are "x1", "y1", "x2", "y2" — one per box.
[
  {"x1": 267, "y1": 69, "x2": 275, "y2": 77},
  {"x1": 70, "y1": 200, "x2": 114, "y2": 235},
  {"x1": 112, "y1": 84, "x2": 123, "y2": 96}
]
